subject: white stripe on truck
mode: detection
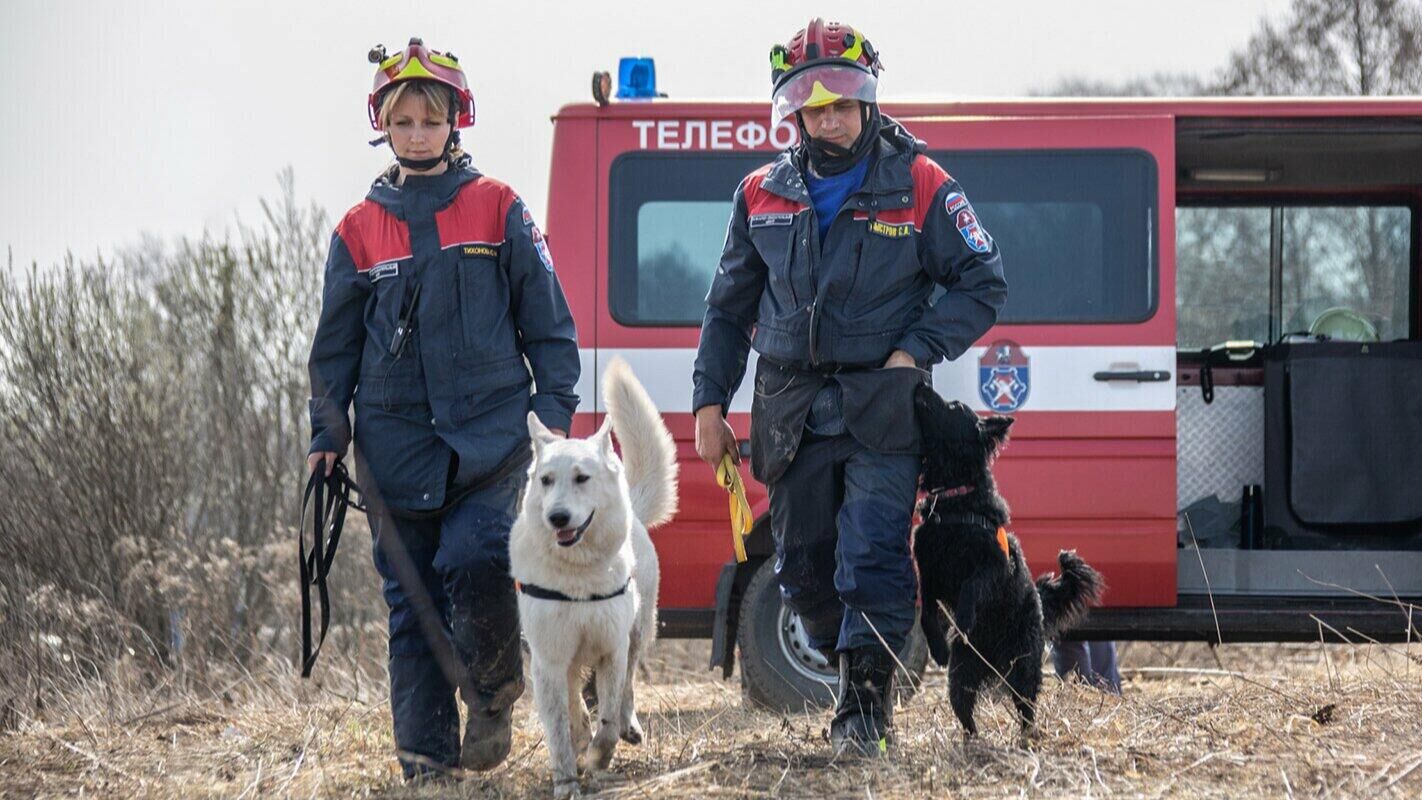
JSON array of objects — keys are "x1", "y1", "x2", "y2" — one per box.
[{"x1": 576, "y1": 346, "x2": 1176, "y2": 414}]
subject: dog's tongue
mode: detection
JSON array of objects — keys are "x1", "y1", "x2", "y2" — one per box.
[{"x1": 556, "y1": 528, "x2": 578, "y2": 544}]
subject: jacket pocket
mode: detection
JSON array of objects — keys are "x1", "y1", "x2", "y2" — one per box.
[
  {"x1": 749, "y1": 220, "x2": 799, "y2": 310},
  {"x1": 456, "y1": 250, "x2": 515, "y2": 352},
  {"x1": 369, "y1": 259, "x2": 411, "y2": 353},
  {"x1": 842, "y1": 228, "x2": 920, "y2": 321},
  {"x1": 748, "y1": 359, "x2": 822, "y2": 485},
  {"x1": 837, "y1": 367, "x2": 928, "y2": 454}
]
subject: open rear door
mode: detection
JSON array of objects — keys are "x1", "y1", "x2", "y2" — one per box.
[{"x1": 908, "y1": 113, "x2": 1177, "y2": 606}]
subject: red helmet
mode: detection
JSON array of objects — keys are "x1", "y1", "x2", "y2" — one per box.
[
  {"x1": 769, "y1": 19, "x2": 883, "y2": 125},
  {"x1": 367, "y1": 38, "x2": 475, "y2": 130}
]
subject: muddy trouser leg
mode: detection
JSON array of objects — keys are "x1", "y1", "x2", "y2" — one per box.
[
  {"x1": 767, "y1": 434, "x2": 850, "y2": 655},
  {"x1": 370, "y1": 509, "x2": 458, "y2": 777},
  {"x1": 434, "y1": 472, "x2": 526, "y2": 765},
  {"x1": 834, "y1": 445, "x2": 919, "y2": 656}
]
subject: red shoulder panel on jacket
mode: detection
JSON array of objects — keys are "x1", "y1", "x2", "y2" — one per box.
[
  {"x1": 910, "y1": 155, "x2": 952, "y2": 231},
  {"x1": 743, "y1": 166, "x2": 808, "y2": 217},
  {"x1": 436, "y1": 177, "x2": 517, "y2": 249},
  {"x1": 335, "y1": 201, "x2": 411, "y2": 272}
]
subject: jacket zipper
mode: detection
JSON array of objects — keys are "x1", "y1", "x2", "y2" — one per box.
[{"x1": 805, "y1": 207, "x2": 821, "y2": 367}]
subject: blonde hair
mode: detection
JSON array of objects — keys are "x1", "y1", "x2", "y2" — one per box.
[{"x1": 376, "y1": 80, "x2": 466, "y2": 176}]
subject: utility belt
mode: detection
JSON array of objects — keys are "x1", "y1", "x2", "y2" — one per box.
[{"x1": 749, "y1": 355, "x2": 927, "y2": 485}]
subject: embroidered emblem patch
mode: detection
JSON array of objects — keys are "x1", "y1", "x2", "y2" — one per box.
[
  {"x1": 531, "y1": 225, "x2": 554, "y2": 272},
  {"x1": 868, "y1": 220, "x2": 913, "y2": 238},
  {"x1": 749, "y1": 213, "x2": 794, "y2": 228},
  {"x1": 978, "y1": 339, "x2": 1030, "y2": 412},
  {"x1": 461, "y1": 244, "x2": 499, "y2": 259},
  {"x1": 368, "y1": 261, "x2": 400, "y2": 282},
  {"x1": 945, "y1": 191, "x2": 969, "y2": 215},
  {"x1": 956, "y1": 209, "x2": 993, "y2": 254},
  {"x1": 522, "y1": 204, "x2": 534, "y2": 227}
]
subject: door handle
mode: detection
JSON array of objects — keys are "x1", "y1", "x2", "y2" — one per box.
[{"x1": 1093, "y1": 370, "x2": 1171, "y2": 382}]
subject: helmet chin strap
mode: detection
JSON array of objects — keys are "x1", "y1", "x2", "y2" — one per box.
[{"x1": 374, "y1": 110, "x2": 460, "y2": 172}]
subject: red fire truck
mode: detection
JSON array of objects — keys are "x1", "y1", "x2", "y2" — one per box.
[{"x1": 543, "y1": 73, "x2": 1422, "y2": 709}]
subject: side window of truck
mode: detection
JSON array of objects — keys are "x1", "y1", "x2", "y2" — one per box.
[
  {"x1": 609, "y1": 152, "x2": 774, "y2": 326},
  {"x1": 929, "y1": 149, "x2": 1159, "y2": 324},
  {"x1": 608, "y1": 149, "x2": 1159, "y2": 326},
  {"x1": 1176, "y1": 205, "x2": 1414, "y2": 348}
]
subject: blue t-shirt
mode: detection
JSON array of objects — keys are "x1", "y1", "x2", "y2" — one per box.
[{"x1": 805, "y1": 156, "x2": 870, "y2": 244}]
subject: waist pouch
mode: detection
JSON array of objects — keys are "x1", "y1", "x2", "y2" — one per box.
[{"x1": 750, "y1": 358, "x2": 927, "y2": 484}]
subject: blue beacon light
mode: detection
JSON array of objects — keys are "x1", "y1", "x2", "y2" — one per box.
[{"x1": 616, "y1": 57, "x2": 659, "y2": 99}]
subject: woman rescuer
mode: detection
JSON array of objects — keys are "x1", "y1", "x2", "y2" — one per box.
[{"x1": 305, "y1": 38, "x2": 579, "y2": 779}]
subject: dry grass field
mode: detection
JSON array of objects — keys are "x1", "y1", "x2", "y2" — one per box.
[{"x1": 4, "y1": 637, "x2": 1421, "y2": 799}]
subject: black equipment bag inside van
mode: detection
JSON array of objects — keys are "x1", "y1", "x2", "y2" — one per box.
[{"x1": 1263, "y1": 341, "x2": 1422, "y2": 549}]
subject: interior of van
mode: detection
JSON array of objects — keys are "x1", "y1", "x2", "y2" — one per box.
[{"x1": 1173, "y1": 116, "x2": 1422, "y2": 597}]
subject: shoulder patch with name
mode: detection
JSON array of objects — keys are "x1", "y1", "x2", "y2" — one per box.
[
  {"x1": 368, "y1": 261, "x2": 400, "y2": 282},
  {"x1": 461, "y1": 244, "x2": 501, "y2": 259},
  {"x1": 749, "y1": 212, "x2": 795, "y2": 228},
  {"x1": 868, "y1": 220, "x2": 913, "y2": 239}
]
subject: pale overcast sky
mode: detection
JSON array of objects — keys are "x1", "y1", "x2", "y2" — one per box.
[{"x1": 1, "y1": 0, "x2": 1295, "y2": 269}]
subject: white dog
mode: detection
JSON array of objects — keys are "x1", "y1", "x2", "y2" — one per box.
[{"x1": 510, "y1": 356, "x2": 677, "y2": 798}]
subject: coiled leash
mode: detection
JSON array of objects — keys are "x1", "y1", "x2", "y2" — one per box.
[
  {"x1": 299, "y1": 460, "x2": 366, "y2": 677},
  {"x1": 298, "y1": 447, "x2": 533, "y2": 677}
]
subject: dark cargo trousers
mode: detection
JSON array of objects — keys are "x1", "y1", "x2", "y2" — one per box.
[
  {"x1": 368, "y1": 472, "x2": 525, "y2": 777},
  {"x1": 768, "y1": 431, "x2": 920, "y2": 655}
]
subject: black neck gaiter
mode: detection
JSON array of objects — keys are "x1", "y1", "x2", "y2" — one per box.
[{"x1": 800, "y1": 103, "x2": 881, "y2": 176}]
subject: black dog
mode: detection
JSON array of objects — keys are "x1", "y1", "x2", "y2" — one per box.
[{"x1": 912, "y1": 385, "x2": 1103, "y2": 737}]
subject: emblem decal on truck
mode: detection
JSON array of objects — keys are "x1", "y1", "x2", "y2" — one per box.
[{"x1": 979, "y1": 339, "x2": 1030, "y2": 412}]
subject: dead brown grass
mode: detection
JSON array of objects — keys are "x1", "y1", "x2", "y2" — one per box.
[{"x1": 4, "y1": 640, "x2": 1421, "y2": 798}]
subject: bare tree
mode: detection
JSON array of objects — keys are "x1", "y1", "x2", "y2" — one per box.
[
  {"x1": 1038, "y1": 1, "x2": 1422, "y2": 97},
  {"x1": 1032, "y1": 72, "x2": 1208, "y2": 97},
  {"x1": 1220, "y1": 0, "x2": 1422, "y2": 94}
]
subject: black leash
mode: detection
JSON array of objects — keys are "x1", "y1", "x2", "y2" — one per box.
[
  {"x1": 298, "y1": 446, "x2": 533, "y2": 677},
  {"x1": 299, "y1": 460, "x2": 365, "y2": 677}
]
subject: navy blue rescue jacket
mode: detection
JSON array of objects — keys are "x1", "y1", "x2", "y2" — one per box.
[
  {"x1": 308, "y1": 162, "x2": 580, "y2": 512},
  {"x1": 692, "y1": 117, "x2": 1008, "y2": 414}
]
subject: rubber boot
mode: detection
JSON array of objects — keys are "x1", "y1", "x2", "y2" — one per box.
[
  {"x1": 829, "y1": 646, "x2": 895, "y2": 758},
  {"x1": 460, "y1": 675, "x2": 524, "y2": 771}
]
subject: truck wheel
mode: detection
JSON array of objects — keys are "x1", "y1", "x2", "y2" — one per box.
[{"x1": 735, "y1": 557, "x2": 929, "y2": 713}]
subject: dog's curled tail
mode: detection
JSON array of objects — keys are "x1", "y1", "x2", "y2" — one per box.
[
  {"x1": 603, "y1": 356, "x2": 679, "y2": 528},
  {"x1": 1036, "y1": 550, "x2": 1104, "y2": 639}
]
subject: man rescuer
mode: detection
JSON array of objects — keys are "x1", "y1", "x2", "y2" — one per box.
[{"x1": 692, "y1": 17, "x2": 1008, "y2": 757}]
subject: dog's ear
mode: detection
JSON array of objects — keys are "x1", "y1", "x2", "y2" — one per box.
[
  {"x1": 592, "y1": 414, "x2": 616, "y2": 461},
  {"x1": 982, "y1": 415, "x2": 1014, "y2": 450},
  {"x1": 527, "y1": 411, "x2": 560, "y2": 454}
]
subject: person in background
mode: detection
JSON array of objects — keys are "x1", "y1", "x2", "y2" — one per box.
[{"x1": 1052, "y1": 640, "x2": 1123, "y2": 693}]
